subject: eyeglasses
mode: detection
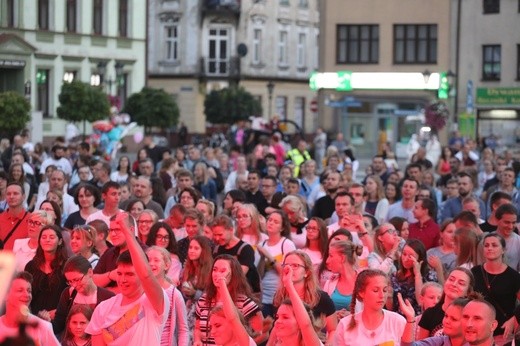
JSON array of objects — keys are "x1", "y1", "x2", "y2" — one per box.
[
  {"x1": 28, "y1": 220, "x2": 42, "y2": 226},
  {"x1": 380, "y1": 228, "x2": 397, "y2": 236},
  {"x1": 306, "y1": 226, "x2": 319, "y2": 231},
  {"x1": 156, "y1": 235, "x2": 170, "y2": 241},
  {"x1": 109, "y1": 228, "x2": 122, "y2": 233},
  {"x1": 67, "y1": 274, "x2": 86, "y2": 286},
  {"x1": 138, "y1": 220, "x2": 154, "y2": 224},
  {"x1": 281, "y1": 263, "x2": 305, "y2": 269}
]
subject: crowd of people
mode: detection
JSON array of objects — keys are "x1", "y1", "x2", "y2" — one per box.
[{"x1": 0, "y1": 128, "x2": 520, "y2": 346}]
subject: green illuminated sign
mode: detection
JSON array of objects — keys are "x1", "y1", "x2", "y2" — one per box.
[{"x1": 309, "y1": 71, "x2": 352, "y2": 91}]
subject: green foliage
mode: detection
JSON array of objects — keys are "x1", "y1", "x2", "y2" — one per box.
[
  {"x1": 204, "y1": 86, "x2": 262, "y2": 125},
  {"x1": 122, "y1": 87, "x2": 179, "y2": 133},
  {"x1": 0, "y1": 91, "x2": 31, "y2": 136},
  {"x1": 57, "y1": 80, "x2": 110, "y2": 123}
]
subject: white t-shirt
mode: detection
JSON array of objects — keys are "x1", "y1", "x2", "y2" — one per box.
[
  {"x1": 334, "y1": 309, "x2": 406, "y2": 345},
  {"x1": 302, "y1": 247, "x2": 322, "y2": 275},
  {"x1": 0, "y1": 314, "x2": 60, "y2": 346},
  {"x1": 290, "y1": 227, "x2": 308, "y2": 249},
  {"x1": 86, "y1": 291, "x2": 169, "y2": 346},
  {"x1": 13, "y1": 238, "x2": 37, "y2": 272},
  {"x1": 260, "y1": 237, "x2": 296, "y2": 305},
  {"x1": 40, "y1": 157, "x2": 73, "y2": 176}
]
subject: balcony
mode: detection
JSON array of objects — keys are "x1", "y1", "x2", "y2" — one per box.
[
  {"x1": 202, "y1": 0, "x2": 240, "y2": 18},
  {"x1": 199, "y1": 56, "x2": 240, "y2": 79}
]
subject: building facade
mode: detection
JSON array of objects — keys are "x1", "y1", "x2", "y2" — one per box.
[
  {"x1": 0, "y1": 0, "x2": 146, "y2": 143},
  {"x1": 148, "y1": 0, "x2": 319, "y2": 135},
  {"x1": 319, "y1": 0, "x2": 452, "y2": 157},
  {"x1": 456, "y1": 0, "x2": 520, "y2": 150}
]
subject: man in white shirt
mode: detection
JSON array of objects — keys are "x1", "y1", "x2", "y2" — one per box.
[
  {"x1": 35, "y1": 169, "x2": 78, "y2": 218},
  {"x1": 39, "y1": 144, "x2": 73, "y2": 179},
  {"x1": 86, "y1": 213, "x2": 169, "y2": 345}
]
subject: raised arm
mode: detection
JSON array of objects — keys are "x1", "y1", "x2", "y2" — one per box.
[
  {"x1": 282, "y1": 266, "x2": 322, "y2": 346},
  {"x1": 216, "y1": 275, "x2": 252, "y2": 345},
  {"x1": 116, "y1": 212, "x2": 165, "y2": 315},
  {"x1": 398, "y1": 292, "x2": 417, "y2": 343}
]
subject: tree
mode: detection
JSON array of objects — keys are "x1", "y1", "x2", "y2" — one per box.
[
  {"x1": 57, "y1": 80, "x2": 110, "y2": 136},
  {"x1": 0, "y1": 91, "x2": 31, "y2": 138},
  {"x1": 122, "y1": 87, "x2": 179, "y2": 134},
  {"x1": 204, "y1": 86, "x2": 262, "y2": 125}
]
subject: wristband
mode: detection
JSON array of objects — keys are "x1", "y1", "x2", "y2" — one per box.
[{"x1": 406, "y1": 319, "x2": 415, "y2": 324}]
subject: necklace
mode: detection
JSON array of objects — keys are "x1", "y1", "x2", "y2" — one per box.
[{"x1": 481, "y1": 265, "x2": 499, "y2": 291}]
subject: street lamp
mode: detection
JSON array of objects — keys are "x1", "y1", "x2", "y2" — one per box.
[
  {"x1": 266, "y1": 81, "x2": 275, "y2": 120},
  {"x1": 96, "y1": 61, "x2": 124, "y2": 95},
  {"x1": 24, "y1": 80, "x2": 31, "y2": 100}
]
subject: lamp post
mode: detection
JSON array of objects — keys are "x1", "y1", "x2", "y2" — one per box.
[
  {"x1": 267, "y1": 81, "x2": 275, "y2": 120},
  {"x1": 96, "y1": 61, "x2": 124, "y2": 95}
]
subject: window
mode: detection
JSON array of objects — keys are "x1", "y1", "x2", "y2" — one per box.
[
  {"x1": 36, "y1": 69, "x2": 50, "y2": 118},
  {"x1": 253, "y1": 29, "x2": 262, "y2": 64},
  {"x1": 38, "y1": 0, "x2": 49, "y2": 30},
  {"x1": 294, "y1": 97, "x2": 305, "y2": 128},
  {"x1": 119, "y1": 0, "x2": 128, "y2": 37},
  {"x1": 93, "y1": 0, "x2": 103, "y2": 35},
  {"x1": 165, "y1": 25, "x2": 179, "y2": 62},
  {"x1": 63, "y1": 71, "x2": 76, "y2": 83},
  {"x1": 337, "y1": 24, "x2": 379, "y2": 64},
  {"x1": 482, "y1": 45, "x2": 501, "y2": 80},
  {"x1": 66, "y1": 0, "x2": 77, "y2": 32},
  {"x1": 207, "y1": 27, "x2": 230, "y2": 75},
  {"x1": 517, "y1": 45, "x2": 520, "y2": 80},
  {"x1": 276, "y1": 96, "x2": 287, "y2": 120},
  {"x1": 483, "y1": 0, "x2": 499, "y2": 13},
  {"x1": 6, "y1": 0, "x2": 15, "y2": 27},
  {"x1": 117, "y1": 73, "x2": 128, "y2": 109},
  {"x1": 280, "y1": 0, "x2": 289, "y2": 5},
  {"x1": 298, "y1": 0, "x2": 308, "y2": 8},
  {"x1": 394, "y1": 24, "x2": 437, "y2": 64},
  {"x1": 278, "y1": 31, "x2": 288, "y2": 65},
  {"x1": 297, "y1": 33, "x2": 306, "y2": 67}
]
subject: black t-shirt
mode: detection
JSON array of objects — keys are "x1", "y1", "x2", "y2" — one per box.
[
  {"x1": 418, "y1": 300, "x2": 445, "y2": 336},
  {"x1": 480, "y1": 221, "x2": 498, "y2": 233},
  {"x1": 364, "y1": 200, "x2": 379, "y2": 217},
  {"x1": 472, "y1": 265, "x2": 520, "y2": 335},
  {"x1": 63, "y1": 210, "x2": 87, "y2": 230},
  {"x1": 313, "y1": 290, "x2": 336, "y2": 319},
  {"x1": 214, "y1": 240, "x2": 261, "y2": 293}
]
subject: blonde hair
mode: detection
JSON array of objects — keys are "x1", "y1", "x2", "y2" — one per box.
[
  {"x1": 71, "y1": 225, "x2": 97, "y2": 253},
  {"x1": 145, "y1": 246, "x2": 172, "y2": 275},
  {"x1": 236, "y1": 204, "x2": 264, "y2": 244},
  {"x1": 329, "y1": 240, "x2": 363, "y2": 266},
  {"x1": 30, "y1": 210, "x2": 54, "y2": 226}
]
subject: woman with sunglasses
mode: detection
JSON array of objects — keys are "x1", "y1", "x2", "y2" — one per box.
[
  {"x1": 13, "y1": 210, "x2": 54, "y2": 272},
  {"x1": 52, "y1": 255, "x2": 114, "y2": 336},
  {"x1": 24, "y1": 224, "x2": 69, "y2": 322}
]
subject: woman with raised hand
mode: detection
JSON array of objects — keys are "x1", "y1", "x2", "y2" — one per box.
[
  {"x1": 334, "y1": 269, "x2": 406, "y2": 345},
  {"x1": 324, "y1": 240, "x2": 363, "y2": 319},
  {"x1": 146, "y1": 246, "x2": 189, "y2": 346},
  {"x1": 368, "y1": 223, "x2": 400, "y2": 276},
  {"x1": 146, "y1": 221, "x2": 182, "y2": 286},
  {"x1": 193, "y1": 254, "x2": 264, "y2": 345},
  {"x1": 268, "y1": 257, "x2": 324, "y2": 346},
  {"x1": 209, "y1": 264, "x2": 257, "y2": 346},
  {"x1": 24, "y1": 224, "x2": 69, "y2": 322},
  {"x1": 273, "y1": 250, "x2": 336, "y2": 345},
  {"x1": 416, "y1": 267, "x2": 474, "y2": 339},
  {"x1": 389, "y1": 239, "x2": 438, "y2": 316}
]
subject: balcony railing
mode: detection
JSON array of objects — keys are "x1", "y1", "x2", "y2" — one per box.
[
  {"x1": 199, "y1": 56, "x2": 240, "y2": 78},
  {"x1": 202, "y1": 0, "x2": 240, "y2": 16}
]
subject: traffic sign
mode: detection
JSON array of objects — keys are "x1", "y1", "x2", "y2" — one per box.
[{"x1": 310, "y1": 100, "x2": 318, "y2": 112}]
